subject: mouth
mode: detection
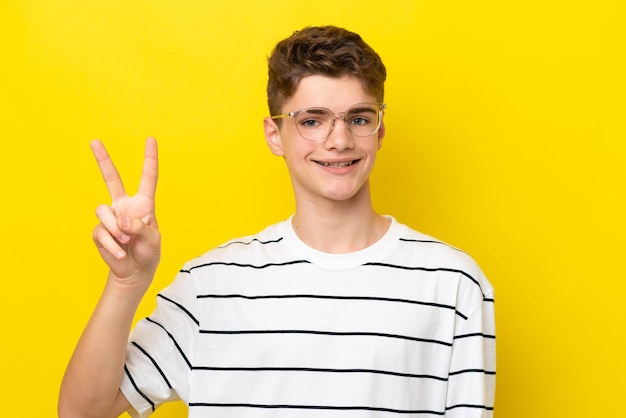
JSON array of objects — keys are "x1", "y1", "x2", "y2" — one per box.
[{"x1": 314, "y1": 159, "x2": 359, "y2": 168}]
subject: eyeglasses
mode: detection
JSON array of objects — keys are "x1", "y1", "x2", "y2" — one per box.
[{"x1": 271, "y1": 102, "x2": 386, "y2": 142}]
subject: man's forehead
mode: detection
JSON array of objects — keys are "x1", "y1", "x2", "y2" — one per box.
[{"x1": 283, "y1": 75, "x2": 375, "y2": 111}]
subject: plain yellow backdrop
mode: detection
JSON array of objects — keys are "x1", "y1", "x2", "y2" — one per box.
[{"x1": 1, "y1": 1, "x2": 624, "y2": 416}]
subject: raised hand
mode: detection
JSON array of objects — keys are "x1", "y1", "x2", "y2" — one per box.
[{"x1": 91, "y1": 138, "x2": 161, "y2": 285}]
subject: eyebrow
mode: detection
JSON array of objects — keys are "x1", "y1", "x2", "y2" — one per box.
[
  {"x1": 301, "y1": 105, "x2": 377, "y2": 115},
  {"x1": 348, "y1": 106, "x2": 377, "y2": 114},
  {"x1": 301, "y1": 107, "x2": 332, "y2": 115}
]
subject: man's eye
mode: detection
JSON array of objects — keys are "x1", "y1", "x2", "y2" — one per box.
[
  {"x1": 300, "y1": 119, "x2": 322, "y2": 128},
  {"x1": 350, "y1": 116, "x2": 371, "y2": 126}
]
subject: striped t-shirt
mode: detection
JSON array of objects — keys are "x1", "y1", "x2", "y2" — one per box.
[{"x1": 121, "y1": 216, "x2": 496, "y2": 417}]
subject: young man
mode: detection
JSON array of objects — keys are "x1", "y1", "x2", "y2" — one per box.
[{"x1": 59, "y1": 26, "x2": 495, "y2": 418}]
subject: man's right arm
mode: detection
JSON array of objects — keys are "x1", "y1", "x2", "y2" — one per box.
[{"x1": 58, "y1": 274, "x2": 145, "y2": 418}]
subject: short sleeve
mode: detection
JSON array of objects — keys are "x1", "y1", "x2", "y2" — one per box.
[
  {"x1": 445, "y1": 291, "x2": 496, "y2": 417},
  {"x1": 120, "y1": 270, "x2": 200, "y2": 417}
]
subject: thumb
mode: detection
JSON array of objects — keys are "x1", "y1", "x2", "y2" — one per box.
[{"x1": 117, "y1": 216, "x2": 159, "y2": 243}]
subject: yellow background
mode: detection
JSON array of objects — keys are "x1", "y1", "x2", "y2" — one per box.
[{"x1": 1, "y1": 1, "x2": 624, "y2": 416}]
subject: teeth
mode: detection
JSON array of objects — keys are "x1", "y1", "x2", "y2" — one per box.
[{"x1": 318, "y1": 161, "x2": 354, "y2": 168}]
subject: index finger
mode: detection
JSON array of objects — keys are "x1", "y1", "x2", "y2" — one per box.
[
  {"x1": 137, "y1": 137, "x2": 158, "y2": 199},
  {"x1": 90, "y1": 139, "x2": 126, "y2": 201}
]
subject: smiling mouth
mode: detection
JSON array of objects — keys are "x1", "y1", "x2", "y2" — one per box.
[{"x1": 315, "y1": 160, "x2": 358, "y2": 168}]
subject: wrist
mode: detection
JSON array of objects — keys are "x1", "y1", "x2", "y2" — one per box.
[{"x1": 104, "y1": 271, "x2": 154, "y2": 302}]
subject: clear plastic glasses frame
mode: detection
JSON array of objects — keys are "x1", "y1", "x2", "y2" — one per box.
[{"x1": 271, "y1": 102, "x2": 387, "y2": 142}]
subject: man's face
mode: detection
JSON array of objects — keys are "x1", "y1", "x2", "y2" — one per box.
[{"x1": 264, "y1": 75, "x2": 385, "y2": 206}]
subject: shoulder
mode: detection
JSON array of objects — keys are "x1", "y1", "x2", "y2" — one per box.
[
  {"x1": 390, "y1": 220, "x2": 494, "y2": 297},
  {"x1": 396, "y1": 224, "x2": 474, "y2": 264},
  {"x1": 181, "y1": 219, "x2": 291, "y2": 271}
]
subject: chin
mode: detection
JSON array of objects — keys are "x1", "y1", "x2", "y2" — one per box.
[{"x1": 321, "y1": 184, "x2": 367, "y2": 202}]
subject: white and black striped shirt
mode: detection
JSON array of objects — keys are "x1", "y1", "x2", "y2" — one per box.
[{"x1": 121, "y1": 216, "x2": 496, "y2": 417}]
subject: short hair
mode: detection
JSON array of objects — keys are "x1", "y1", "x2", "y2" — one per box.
[{"x1": 267, "y1": 26, "x2": 387, "y2": 116}]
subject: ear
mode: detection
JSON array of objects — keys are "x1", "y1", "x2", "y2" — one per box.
[
  {"x1": 376, "y1": 119, "x2": 386, "y2": 150},
  {"x1": 264, "y1": 117, "x2": 285, "y2": 156}
]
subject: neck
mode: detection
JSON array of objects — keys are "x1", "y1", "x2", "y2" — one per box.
[{"x1": 291, "y1": 185, "x2": 390, "y2": 254}]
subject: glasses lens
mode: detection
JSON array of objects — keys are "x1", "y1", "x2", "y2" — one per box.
[
  {"x1": 345, "y1": 104, "x2": 380, "y2": 137},
  {"x1": 295, "y1": 108, "x2": 333, "y2": 142}
]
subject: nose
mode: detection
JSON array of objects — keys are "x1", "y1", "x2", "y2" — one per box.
[{"x1": 324, "y1": 113, "x2": 354, "y2": 150}]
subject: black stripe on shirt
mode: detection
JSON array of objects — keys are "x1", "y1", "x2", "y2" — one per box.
[
  {"x1": 446, "y1": 404, "x2": 494, "y2": 411},
  {"x1": 130, "y1": 341, "x2": 173, "y2": 389},
  {"x1": 449, "y1": 368, "x2": 496, "y2": 376},
  {"x1": 454, "y1": 332, "x2": 496, "y2": 340},
  {"x1": 124, "y1": 364, "x2": 155, "y2": 412},
  {"x1": 198, "y1": 329, "x2": 453, "y2": 347},
  {"x1": 399, "y1": 237, "x2": 466, "y2": 254},
  {"x1": 196, "y1": 293, "x2": 461, "y2": 317},
  {"x1": 187, "y1": 402, "x2": 494, "y2": 415},
  {"x1": 188, "y1": 402, "x2": 446, "y2": 415},
  {"x1": 218, "y1": 237, "x2": 284, "y2": 248},
  {"x1": 363, "y1": 262, "x2": 486, "y2": 297},
  {"x1": 182, "y1": 259, "x2": 311, "y2": 273},
  {"x1": 156, "y1": 293, "x2": 199, "y2": 325},
  {"x1": 192, "y1": 365, "x2": 448, "y2": 381},
  {"x1": 145, "y1": 317, "x2": 193, "y2": 369}
]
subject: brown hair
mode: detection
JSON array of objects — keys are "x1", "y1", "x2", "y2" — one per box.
[{"x1": 267, "y1": 26, "x2": 386, "y2": 116}]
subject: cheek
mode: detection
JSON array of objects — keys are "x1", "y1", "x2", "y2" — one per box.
[{"x1": 282, "y1": 134, "x2": 318, "y2": 156}]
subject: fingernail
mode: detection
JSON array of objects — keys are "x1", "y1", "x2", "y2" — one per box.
[
  {"x1": 120, "y1": 233, "x2": 130, "y2": 243},
  {"x1": 120, "y1": 217, "x2": 130, "y2": 229}
]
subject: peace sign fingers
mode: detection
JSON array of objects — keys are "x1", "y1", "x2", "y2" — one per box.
[
  {"x1": 137, "y1": 137, "x2": 158, "y2": 202},
  {"x1": 90, "y1": 139, "x2": 127, "y2": 202},
  {"x1": 90, "y1": 138, "x2": 161, "y2": 280}
]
